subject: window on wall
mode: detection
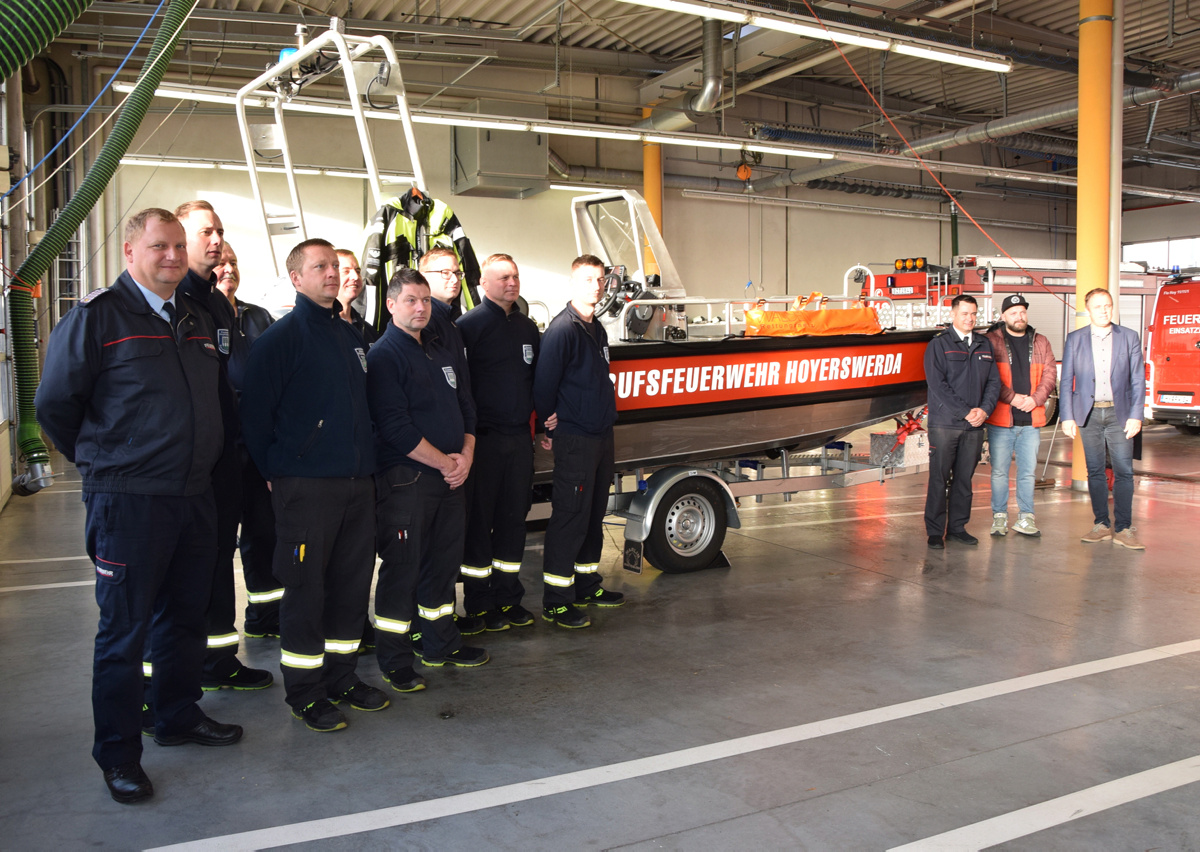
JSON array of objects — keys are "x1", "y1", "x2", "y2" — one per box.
[{"x1": 1123, "y1": 236, "x2": 1200, "y2": 271}]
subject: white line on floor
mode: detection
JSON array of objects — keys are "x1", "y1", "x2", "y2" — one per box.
[
  {"x1": 888, "y1": 754, "x2": 1200, "y2": 851},
  {"x1": 145, "y1": 638, "x2": 1200, "y2": 852},
  {"x1": 737, "y1": 510, "x2": 927, "y2": 531},
  {"x1": 0, "y1": 555, "x2": 91, "y2": 566},
  {"x1": 0, "y1": 580, "x2": 93, "y2": 592}
]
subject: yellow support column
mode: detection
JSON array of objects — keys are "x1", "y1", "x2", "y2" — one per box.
[
  {"x1": 642, "y1": 107, "x2": 662, "y2": 276},
  {"x1": 1073, "y1": 0, "x2": 1115, "y2": 490}
]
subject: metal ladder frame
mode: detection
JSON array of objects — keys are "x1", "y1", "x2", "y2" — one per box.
[{"x1": 234, "y1": 19, "x2": 426, "y2": 277}]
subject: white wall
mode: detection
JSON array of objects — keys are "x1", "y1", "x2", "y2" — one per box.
[
  {"x1": 85, "y1": 68, "x2": 1079, "y2": 316},
  {"x1": 1123, "y1": 202, "x2": 1200, "y2": 243}
]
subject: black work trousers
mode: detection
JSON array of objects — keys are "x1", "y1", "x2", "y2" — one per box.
[
  {"x1": 239, "y1": 447, "x2": 281, "y2": 634},
  {"x1": 924, "y1": 425, "x2": 985, "y2": 537},
  {"x1": 86, "y1": 490, "x2": 215, "y2": 770},
  {"x1": 272, "y1": 476, "x2": 375, "y2": 710},
  {"x1": 203, "y1": 443, "x2": 242, "y2": 675},
  {"x1": 542, "y1": 430, "x2": 613, "y2": 607},
  {"x1": 462, "y1": 430, "x2": 533, "y2": 614},
  {"x1": 374, "y1": 465, "x2": 466, "y2": 671}
]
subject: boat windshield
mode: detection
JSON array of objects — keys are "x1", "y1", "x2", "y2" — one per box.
[{"x1": 585, "y1": 197, "x2": 641, "y2": 277}]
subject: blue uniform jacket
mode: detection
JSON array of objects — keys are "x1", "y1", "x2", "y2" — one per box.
[
  {"x1": 924, "y1": 327, "x2": 1001, "y2": 429},
  {"x1": 240, "y1": 292, "x2": 375, "y2": 479},
  {"x1": 458, "y1": 297, "x2": 540, "y2": 435},
  {"x1": 1059, "y1": 323, "x2": 1145, "y2": 425},
  {"x1": 35, "y1": 272, "x2": 224, "y2": 495},
  {"x1": 178, "y1": 267, "x2": 248, "y2": 448},
  {"x1": 367, "y1": 321, "x2": 476, "y2": 475},
  {"x1": 533, "y1": 302, "x2": 617, "y2": 438}
]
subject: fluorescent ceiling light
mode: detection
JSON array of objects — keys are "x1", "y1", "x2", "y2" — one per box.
[
  {"x1": 120, "y1": 158, "x2": 216, "y2": 169},
  {"x1": 550, "y1": 184, "x2": 622, "y2": 193},
  {"x1": 644, "y1": 134, "x2": 742, "y2": 151},
  {"x1": 891, "y1": 42, "x2": 1012, "y2": 73},
  {"x1": 412, "y1": 113, "x2": 527, "y2": 131},
  {"x1": 744, "y1": 143, "x2": 834, "y2": 160},
  {"x1": 749, "y1": 15, "x2": 891, "y2": 51},
  {"x1": 617, "y1": 0, "x2": 748, "y2": 24},
  {"x1": 531, "y1": 124, "x2": 640, "y2": 141}
]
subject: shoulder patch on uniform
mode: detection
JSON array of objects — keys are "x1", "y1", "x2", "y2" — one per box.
[{"x1": 79, "y1": 287, "x2": 111, "y2": 304}]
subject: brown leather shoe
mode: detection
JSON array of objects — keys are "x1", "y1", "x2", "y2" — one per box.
[
  {"x1": 1113, "y1": 528, "x2": 1145, "y2": 550},
  {"x1": 1081, "y1": 523, "x2": 1113, "y2": 543}
]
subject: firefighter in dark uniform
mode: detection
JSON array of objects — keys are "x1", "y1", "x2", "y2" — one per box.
[
  {"x1": 368, "y1": 268, "x2": 488, "y2": 695},
  {"x1": 240, "y1": 238, "x2": 389, "y2": 733},
  {"x1": 215, "y1": 241, "x2": 275, "y2": 343},
  {"x1": 457, "y1": 253, "x2": 540, "y2": 631},
  {"x1": 173, "y1": 201, "x2": 274, "y2": 689},
  {"x1": 417, "y1": 247, "x2": 484, "y2": 637},
  {"x1": 923, "y1": 293, "x2": 1001, "y2": 548},
  {"x1": 533, "y1": 255, "x2": 626, "y2": 629},
  {"x1": 36, "y1": 208, "x2": 244, "y2": 805},
  {"x1": 336, "y1": 249, "x2": 378, "y2": 348},
  {"x1": 214, "y1": 241, "x2": 282, "y2": 636}
]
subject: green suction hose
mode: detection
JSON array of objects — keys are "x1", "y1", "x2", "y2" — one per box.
[
  {"x1": 9, "y1": 0, "x2": 198, "y2": 495},
  {"x1": 0, "y1": 0, "x2": 93, "y2": 80}
]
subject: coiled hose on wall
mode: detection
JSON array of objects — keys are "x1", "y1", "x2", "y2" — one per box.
[{"x1": 8, "y1": 0, "x2": 198, "y2": 495}]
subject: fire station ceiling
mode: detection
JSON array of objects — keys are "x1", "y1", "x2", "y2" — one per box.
[{"x1": 55, "y1": 1, "x2": 1200, "y2": 202}]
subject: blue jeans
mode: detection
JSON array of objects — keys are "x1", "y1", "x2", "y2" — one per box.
[
  {"x1": 1079, "y1": 406, "x2": 1135, "y2": 532},
  {"x1": 987, "y1": 424, "x2": 1041, "y2": 515}
]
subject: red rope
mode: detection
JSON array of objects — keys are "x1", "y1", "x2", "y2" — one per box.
[{"x1": 797, "y1": 1, "x2": 1069, "y2": 307}]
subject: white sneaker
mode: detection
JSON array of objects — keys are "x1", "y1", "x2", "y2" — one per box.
[
  {"x1": 990, "y1": 513, "x2": 1008, "y2": 536},
  {"x1": 1012, "y1": 513, "x2": 1040, "y2": 537}
]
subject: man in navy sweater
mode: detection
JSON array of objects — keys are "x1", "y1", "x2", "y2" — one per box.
[
  {"x1": 533, "y1": 255, "x2": 626, "y2": 629},
  {"x1": 241, "y1": 239, "x2": 389, "y2": 733},
  {"x1": 368, "y1": 268, "x2": 487, "y2": 694},
  {"x1": 174, "y1": 200, "x2": 273, "y2": 692},
  {"x1": 458, "y1": 253, "x2": 541, "y2": 631}
]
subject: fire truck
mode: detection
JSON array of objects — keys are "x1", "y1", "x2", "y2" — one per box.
[
  {"x1": 1144, "y1": 276, "x2": 1200, "y2": 434},
  {"x1": 863, "y1": 254, "x2": 1178, "y2": 426}
]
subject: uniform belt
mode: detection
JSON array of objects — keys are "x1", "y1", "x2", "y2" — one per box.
[{"x1": 1093, "y1": 401, "x2": 1115, "y2": 408}]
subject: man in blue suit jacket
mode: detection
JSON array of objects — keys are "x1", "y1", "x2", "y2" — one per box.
[{"x1": 1060, "y1": 288, "x2": 1146, "y2": 550}]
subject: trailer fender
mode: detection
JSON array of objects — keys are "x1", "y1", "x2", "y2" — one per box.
[{"x1": 622, "y1": 466, "x2": 740, "y2": 543}]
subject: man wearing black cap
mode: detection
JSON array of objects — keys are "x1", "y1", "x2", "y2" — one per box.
[{"x1": 984, "y1": 294, "x2": 1057, "y2": 537}]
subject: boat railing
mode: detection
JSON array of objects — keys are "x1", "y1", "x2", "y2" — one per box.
[{"x1": 613, "y1": 294, "x2": 935, "y2": 339}]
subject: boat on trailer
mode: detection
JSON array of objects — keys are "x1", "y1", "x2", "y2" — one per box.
[
  {"x1": 530, "y1": 190, "x2": 941, "y2": 480},
  {"x1": 229, "y1": 29, "x2": 946, "y2": 572}
]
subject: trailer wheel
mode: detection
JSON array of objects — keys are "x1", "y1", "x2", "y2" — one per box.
[{"x1": 644, "y1": 478, "x2": 728, "y2": 574}]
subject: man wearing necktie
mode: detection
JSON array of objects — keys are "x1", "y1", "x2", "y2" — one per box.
[
  {"x1": 36, "y1": 208, "x2": 243, "y2": 805},
  {"x1": 922, "y1": 294, "x2": 1001, "y2": 549}
]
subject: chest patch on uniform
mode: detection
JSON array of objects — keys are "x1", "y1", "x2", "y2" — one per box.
[
  {"x1": 355, "y1": 347, "x2": 367, "y2": 372},
  {"x1": 217, "y1": 328, "x2": 230, "y2": 355},
  {"x1": 203, "y1": 342, "x2": 217, "y2": 352},
  {"x1": 442, "y1": 366, "x2": 457, "y2": 389},
  {"x1": 523, "y1": 344, "x2": 534, "y2": 364},
  {"x1": 603, "y1": 346, "x2": 610, "y2": 363}
]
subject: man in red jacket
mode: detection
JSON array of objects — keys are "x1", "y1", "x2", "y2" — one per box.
[{"x1": 985, "y1": 294, "x2": 1057, "y2": 537}]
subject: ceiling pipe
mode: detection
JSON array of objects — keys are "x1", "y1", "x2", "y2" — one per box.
[
  {"x1": 751, "y1": 69, "x2": 1200, "y2": 192},
  {"x1": 633, "y1": 18, "x2": 724, "y2": 133},
  {"x1": 547, "y1": 148, "x2": 745, "y2": 192}
]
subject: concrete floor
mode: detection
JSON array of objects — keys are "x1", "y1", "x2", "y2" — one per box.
[{"x1": 2, "y1": 424, "x2": 1199, "y2": 851}]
